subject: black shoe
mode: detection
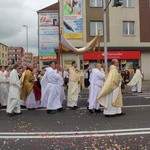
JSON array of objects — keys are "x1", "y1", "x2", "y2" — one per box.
[
  {"x1": 68, "y1": 106, "x2": 76, "y2": 110},
  {"x1": 1, "y1": 106, "x2": 6, "y2": 109},
  {"x1": 132, "y1": 91, "x2": 137, "y2": 93},
  {"x1": 138, "y1": 92, "x2": 142, "y2": 93},
  {"x1": 74, "y1": 106, "x2": 80, "y2": 109},
  {"x1": 8, "y1": 113, "x2": 14, "y2": 116},
  {"x1": 88, "y1": 109, "x2": 94, "y2": 114},
  {"x1": 57, "y1": 107, "x2": 66, "y2": 112},
  {"x1": 47, "y1": 110, "x2": 56, "y2": 114},
  {"x1": 105, "y1": 114, "x2": 116, "y2": 117},
  {"x1": 95, "y1": 109, "x2": 103, "y2": 113},
  {"x1": 117, "y1": 112, "x2": 126, "y2": 116},
  {"x1": 21, "y1": 106, "x2": 26, "y2": 109},
  {"x1": 27, "y1": 108, "x2": 36, "y2": 110}
]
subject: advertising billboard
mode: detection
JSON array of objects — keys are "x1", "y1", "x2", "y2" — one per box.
[
  {"x1": 39, "y1": 13, "x2": 59, "y2": 60},
  {"x1": 63, "y1": 0, "x2": 83, "y2": 39}
]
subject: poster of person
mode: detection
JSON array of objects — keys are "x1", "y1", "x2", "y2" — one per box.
[{"x1": 63, "y1": 0, "x2": 83, "y2": 39}]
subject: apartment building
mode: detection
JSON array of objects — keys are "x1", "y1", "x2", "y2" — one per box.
[
  {"x1": 8, "y1": 47, "x2": 24, "y2": 67},
  {"x1": 0, "y1": 43, "x2": 8, "y2": 66},
  {"x1": 33, "y1": 56, "x2": 39, "y2": 68},
  {"x1": 23, "y1": 52, "x2": 33, "y2": 66}
]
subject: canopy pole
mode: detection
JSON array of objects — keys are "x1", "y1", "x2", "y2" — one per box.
[
  {"x1": 60, "y1": 27, "x2": 64, "y2": 77},
  {"x1": 97, "y1": 29, "x2": 100, "y2": 63},
  {"x1": 58, "y1": 32, "x2": 61, "y2": 65}
]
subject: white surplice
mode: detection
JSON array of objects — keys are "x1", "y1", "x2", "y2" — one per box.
[
  {"x1": 58, "y1": 71, "x2": 66, "y2": 105},
  {"x1": 88, "y1": 68, "x2": 105, "y2": 110},
  {"x1": 0, "y1": 71, "x2": 9, "y2": 106},
  {"x1": 6, "y1": 69, "x2": 21, "y2": 113},
  {"x1": 127, "y1": 69, "x2": 142, "y2": 92},
  {"x1": 41, "y1": 67, "x2": 62, "y2": 110}
]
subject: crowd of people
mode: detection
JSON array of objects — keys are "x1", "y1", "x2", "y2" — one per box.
[{"x1": 0, "y1": 59, "x2": 143, "y2": 117}]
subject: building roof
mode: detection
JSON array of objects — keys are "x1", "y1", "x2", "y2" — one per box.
[
  {"x1": 0, "y1": 43, "x2": 8, "y2": 47},
  {"x1": 37, "y1": 2, "x2": 59, "y2": 13}
]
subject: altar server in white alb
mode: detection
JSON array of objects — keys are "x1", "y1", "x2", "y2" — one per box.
[
  {"x1": 127, "y1": 66, "x2": 143, "y2": 93},
  {"x1": 88, "y1": 63, "x2": 105, "y2": 113},
  {"x1": 41, "y1": 61, "x2": 64, "y2": 114},
  {"x1": 56, "y1": 64, "x2": 66, "y2": 105},
  {"x1": 0, "y1": 66, "x2": 9, "y2": 107},
  {"x1": 6, "y1": 64, "x2": 22, "y2": 116}
]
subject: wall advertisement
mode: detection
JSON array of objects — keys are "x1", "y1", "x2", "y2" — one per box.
[
  {"x1": 63, "y1": 0, "x2": 83, "y2": 39},
  {"x1": 39, "y1": 13, "x2": 59, "y2": 60}
]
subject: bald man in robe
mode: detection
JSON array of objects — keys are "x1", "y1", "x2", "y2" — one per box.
[{"x1": 97, "y1": 59, "x2": 125, "y2": 117}]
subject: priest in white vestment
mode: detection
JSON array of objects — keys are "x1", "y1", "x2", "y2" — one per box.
[
  {"x1": 0, "y1": 66, "x2": 9, "y2": 107},
  {"x1": 97, "y1": 59, "x2": 125, "y2": 117},
  {"x1": 67, "y1": 61, "x2": 84, "y2": 109},
  {"x1": 127, "y1": 66, "x2": 142, "y2": 93},
  {"x1": 6, "y1": 64, "x2": 21, "y2": 116},
  {"x1": 41, "y1": 61, "x2": 64, "y2": 114},
  {"x1": 88, "y1": 64, "x2": 105, "y2": 113}
]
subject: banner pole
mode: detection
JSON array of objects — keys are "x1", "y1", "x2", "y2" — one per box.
[{"x1": 97, "y1": 29, "x2": 100, "y2": 63}]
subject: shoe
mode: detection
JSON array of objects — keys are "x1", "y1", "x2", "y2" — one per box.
[
  {"x1": 138, "y1": 92, "x2": 142, "y2": 93},
  {"x1": 27, "y1": 108, "x2": 36, "y2": 110},
  {"x1": 105, "y1": 114, "x2": 116, "y2": 117},
  {"x1": 88, "y1": 109, "x2": 94, "y2": 114},
  {"x1": 21, "y1": 106, "x2": 26, "y2": 109},
  {"x1": 132, "y1": 91, "x2": 137, "y2": 93},
  {"x1": 47, "y1": 110, "x2": 56, "y2": 114},
  {"x1": 8, "y1": 113, "x2": 15, "y2": 116},
  {"x1": 57, "y1": 107, "x2": 66, "y2": 112},
  {"x1": 74, "y1": 106, "x2": 80, "y2": 109},
  {"x1": 67, "y1": 106, "x2": 76, "y2": 110},
  {"x1": 117, "y1": 112, "x2": 126, "y2": 116},
  {"x1": 95, "y1": 109, "x2": 103, "y2": 113}
]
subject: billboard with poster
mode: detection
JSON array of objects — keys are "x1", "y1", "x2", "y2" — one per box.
[
  {"x1": 63, "y1": 0, "x2": 83, "y2": 39},
  {"x1": 39, "y1": 13, "x2": 59, "y2": 60}
]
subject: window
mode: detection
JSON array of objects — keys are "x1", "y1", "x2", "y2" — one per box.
[
  {"x1": 123, "y1": 21, "x2": 134, "y2": 35},
  {"x1": 122, "y1": 0, "x2": 134, "y2": 7},
  {"x1": 90, "y1": 21, "x2": 103, "y2": 36},
  {"x1": 90, "y1": 0, "x2": 102, "y2": 7}
]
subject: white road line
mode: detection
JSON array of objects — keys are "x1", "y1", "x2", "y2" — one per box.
[
  {"x1": 0, "y1": 127, "x2": 150, "y2": 135},
  {"x1": 0, "y1": 131, "x2": 150, "y2": 139},
  {"x1": 0, "y1": 104, "x2": 150, "y2": 111}
]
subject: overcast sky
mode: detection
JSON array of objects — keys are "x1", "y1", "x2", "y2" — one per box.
[{"x1": 0, "y1": 0, "x2": 58, "y2": 56}]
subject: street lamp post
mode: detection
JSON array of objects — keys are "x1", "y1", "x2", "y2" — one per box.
[
  {"x1": 103, "y1": 0, "x2": 108, "y2": 73},
  {"x1": 23, "y1": 25, "x2": 28, "y2": 53},
  {"x1": 102, "y1": 0, "x2": 123, "y2": 73}
]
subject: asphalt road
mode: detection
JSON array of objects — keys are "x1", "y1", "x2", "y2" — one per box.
[{"x1": 0, "y1": 88, "x2": 150, "y2": 150}]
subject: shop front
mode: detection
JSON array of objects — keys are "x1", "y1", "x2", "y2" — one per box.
[{"x1": 83, "y1": 50, "x2": 141, "y2": 71}]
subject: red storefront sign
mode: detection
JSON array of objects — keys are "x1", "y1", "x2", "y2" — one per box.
[{"x1": 83, "y1": 51, "x2": 140, "y2": 60}]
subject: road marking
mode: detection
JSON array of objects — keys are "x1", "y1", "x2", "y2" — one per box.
[
  {"x1": 0, "y1": 127, "x2": 150, "y2": 135},
  {"x1": 0, "y1": 104, "x2": 150, "y2": 111},
  {"x1": 0, "y1": 128, "x2": 150, "y2": 139}
]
